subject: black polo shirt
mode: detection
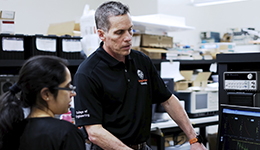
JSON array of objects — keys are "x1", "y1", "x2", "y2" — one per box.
[{"x1": 74, "y1": 42, "x2": 172, "y2": 145}]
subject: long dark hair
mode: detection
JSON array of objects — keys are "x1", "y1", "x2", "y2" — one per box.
[{"x1": 0, "y1": 55, "x2": 68, "y2": 149}]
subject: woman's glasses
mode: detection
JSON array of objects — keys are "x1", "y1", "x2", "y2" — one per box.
[{"x1": 54, "y1": 85, "x2": 76, "y2": 94}]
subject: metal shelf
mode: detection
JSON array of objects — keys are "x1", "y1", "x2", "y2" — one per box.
[
  {"x1": 217, "y1": 53, "x2": 260, "y2": 63},
  {"x1": 0, "y1": 60, "x2": 24, "y2": 67},
  {"x1": 152, "y1": 59, "x2": 216, "y2": 65},
  {"x1": 0, "y1": 59, "x2": 84, "y2": 67},
  {"x1": 0, "y1": 58, "x2": 216, "y2": 75}
]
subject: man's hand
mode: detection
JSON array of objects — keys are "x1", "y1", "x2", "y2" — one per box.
[{"x1": 190, "y1": 142, "x2": 207, "y2": 150}]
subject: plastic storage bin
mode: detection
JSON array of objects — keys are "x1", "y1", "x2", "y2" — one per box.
[
  {"x1": 28, "y1": 34, "x2": 58, "y2": 57},
  {"x1": 58, "y1": 35, "x2": 83, "y2": 59},
  {"x1": 0, "y1": 33, "x2": 28, "y2": 59}
]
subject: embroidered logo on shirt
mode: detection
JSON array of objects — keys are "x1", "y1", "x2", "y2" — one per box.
[
  {"x1": 137, "y1": 69, "x2": 147, "y2": 85},
  {"x1": 75, "y1": 109, "x2": 90, "y2": 119}
]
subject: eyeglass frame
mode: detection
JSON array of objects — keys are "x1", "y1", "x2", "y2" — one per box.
[{"x1": 53, "y1": 84, "x2": 76, "y2": 94}]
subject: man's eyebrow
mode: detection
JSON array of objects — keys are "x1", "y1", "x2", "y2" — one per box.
[{"x1": 116, "y1": 25, "x2": 133, "y2": 31}]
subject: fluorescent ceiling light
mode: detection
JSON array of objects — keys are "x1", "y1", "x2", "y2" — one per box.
[{"x1": 191, "y1": 0, "x2": 248, "y2": 7}]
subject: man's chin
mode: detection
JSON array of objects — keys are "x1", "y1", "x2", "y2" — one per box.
[{"x1": 124, "y1": 49, "x2": 131, "y2": 55}]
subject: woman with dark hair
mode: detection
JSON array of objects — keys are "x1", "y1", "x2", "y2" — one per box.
[{"x1": 0, "y1": 55, "x2": 85, "y2": 150}]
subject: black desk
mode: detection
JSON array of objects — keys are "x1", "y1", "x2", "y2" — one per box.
[{"x1": 150, "y1": 115, "x2": 218, "y2": 150}]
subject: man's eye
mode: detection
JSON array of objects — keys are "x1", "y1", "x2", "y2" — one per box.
[
  {"x1": 116, "y1": 31, "x2": 123, "y2": 34},
  {"x1": 129, "y1": 29, "x2": 133, "y2": 34}
]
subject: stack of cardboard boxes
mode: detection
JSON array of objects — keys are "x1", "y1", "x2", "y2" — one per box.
[{"x1": 132, "y1": 33, "x2": 173, "y2": 59}]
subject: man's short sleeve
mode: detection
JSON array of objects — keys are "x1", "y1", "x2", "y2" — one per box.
[{"x1": 73, "y1": 73, "x2": 103, "y2": 127}]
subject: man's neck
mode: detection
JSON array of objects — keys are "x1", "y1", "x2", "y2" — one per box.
[{"x1": 102, "y1": 45, "x2": 126, "y2": 63}]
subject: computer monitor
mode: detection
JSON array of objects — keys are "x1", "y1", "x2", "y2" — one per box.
[{"x1": 217, "y1": 104, "x2": 260, "y2": 150}]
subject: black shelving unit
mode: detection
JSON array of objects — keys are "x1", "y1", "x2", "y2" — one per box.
[
  {"x1": 0, "y1": 59, "x2": 84, "y2": 75},
  {"x1": 0, "y1": 58, "x2": 215, "y2": 82},
  {"x1": 152, "y1": 59, "x2": 215, "y2": 64},
  {"x1": 217, "y1": 53, "x2": 260, "y2": 105},
  {"x1": 216, "y1": 53, "x2": 260, "y2": 149},
  {"x1": 0, "y1": 59, "x2": 215, "y2": 71},
  {"x1": 152, "y1": 59, "x2": 216, "y2": 74},
  {"x1": 0, "y1": 59, "x2": 84, "y2": 67}
]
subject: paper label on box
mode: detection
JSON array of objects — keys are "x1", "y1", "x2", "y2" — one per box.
[
  {"x1": 62, "y1": 39, "x2": 81, "y2": 52},
  {"x1": 1, "y1": 11, "x2": 15, "y2": 19},
  {"x1": 36, "y1": 37, "x2": 56, "y2": 52},
  {"x1": 1, "y1": 20, "x2": 15, "y2": 33},
  {"x1": 2, "y1": 37, "x2": 24, "y2": 51}
]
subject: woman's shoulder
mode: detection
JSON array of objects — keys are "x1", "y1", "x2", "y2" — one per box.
[
  {"x1": 26, "y1": 117, "x2": 78, "y2": 130},
  {"x1": 20, "y1": 118, "x2": 85, "y2": 150},
  {"x1": 24, "y1": 117, "x2": 83, "y2": 139},
  {"x1": 49, "y1": 117, "x2": 76, "y2": 127}
]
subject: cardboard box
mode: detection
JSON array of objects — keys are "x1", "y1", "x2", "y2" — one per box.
[
  {"x1": 0, "y1": 11, "x2": 15, "y2": 20},
  {"x1": 0, "y1": 20, "x2": 15, "y2": 34},
  {"x1": 164, "y1": 135, "x2": 173, "y2": 147},
  {"x1": 193, "y1": 72, "x2": 211, "y2": 88},
  {"x1": 141, "y1": 48, "x2": 167, "y2": 59},
  {"x1": 174, "y1": 71, "x2": 212, "y2": 91},
  {"x1": 47, "y1": 21, "x2": 80, "y2": 36},
  {"x1": 141, "y1": 34, "x2": 173, "y2": 48},
  {"x1": 132, "y1": 46, "x2": 141, "y2": 51},
  {"x1": 174, "y1": 70, "x2": 193, "y2": 91}
]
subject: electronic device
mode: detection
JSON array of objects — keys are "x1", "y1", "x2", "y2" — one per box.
[
  {"x1": 224, "y1": 71, "x2": 260, "y2": 91},
  {"x1": 217, "y1": 104, "x2": 260, "y2": 149},
  {"x1": 0, "y1": 75, "x2": 18, "y2": 95},
  {"x1": 175, "y1": 91, "x2": 218, "y2": 118},
  {"x1": 200, "y1": 31, "x2": 220, "y2": 43},
  {"x1": 224, "y1": 71, "x2": 260, "y2": 106},
  {"x1": 241, "y1": 28, "x2": 260, "y2": 40}
]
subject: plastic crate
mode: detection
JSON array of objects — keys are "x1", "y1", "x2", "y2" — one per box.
[
  {"x1": 0, "y1": 33, "x2": 27, "y2": 59},
  {"x1": 28, "y1": 34, "x2": 58, "y2": 57},
  {"x1": 58, "y1": 35, "x2": 83, "y2": 59}
]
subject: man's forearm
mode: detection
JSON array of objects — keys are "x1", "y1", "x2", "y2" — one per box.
[
  {"x1": 85, "y1": 124, "x2": 132, "y2": 150},
  {"x1": 162, "y1": 95, "x2": 197, "y2": 139}
]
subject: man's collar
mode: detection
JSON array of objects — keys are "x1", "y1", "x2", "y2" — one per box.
[{"x1": 97, "y1": 42, "x2": 132, "y2": 67}]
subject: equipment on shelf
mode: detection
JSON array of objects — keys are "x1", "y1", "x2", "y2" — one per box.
[
  {"x1": 224, "y1": 71, "x2": 260, "y2": 107},
  {"x1": 0, "y1": 75, "x2": 18, "y2": 95},
  {"x1": 175, "y1": 91, "x2": 218, "y2": 118},
  {"x1": 217, "y1": 104, "x2": 260, "y2": 149}
]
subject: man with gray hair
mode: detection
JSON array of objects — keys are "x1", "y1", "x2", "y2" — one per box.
[{"x1": 74, "y1": 1, "x2": 207, "y2": 150}]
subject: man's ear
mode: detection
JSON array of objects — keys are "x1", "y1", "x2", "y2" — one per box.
[
  {"x1": 97, "y1": 29, "x2": 106, "y2": 41},
  {"x1": 40, "y1": 87, "x2": 50, "y2": 102}
]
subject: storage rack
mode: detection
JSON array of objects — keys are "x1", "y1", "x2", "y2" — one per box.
[{"x1": 217, "y1": 52, "x2": 260, "y2": 105}]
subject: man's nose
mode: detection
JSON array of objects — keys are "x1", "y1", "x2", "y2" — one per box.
[{"x1": 124, "y1": 31, "x2": 132, "y2": 41}]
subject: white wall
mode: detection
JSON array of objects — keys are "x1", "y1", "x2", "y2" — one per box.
[
  {"x1": 0, "y1": 0, "x2": 157, "y2": 35},
  {"x1": 158, "y1": 0, "x2": 260, "y2": 46},
  {"x1": 1, "y1": 0, "x2": 259, "y2": 47}
]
